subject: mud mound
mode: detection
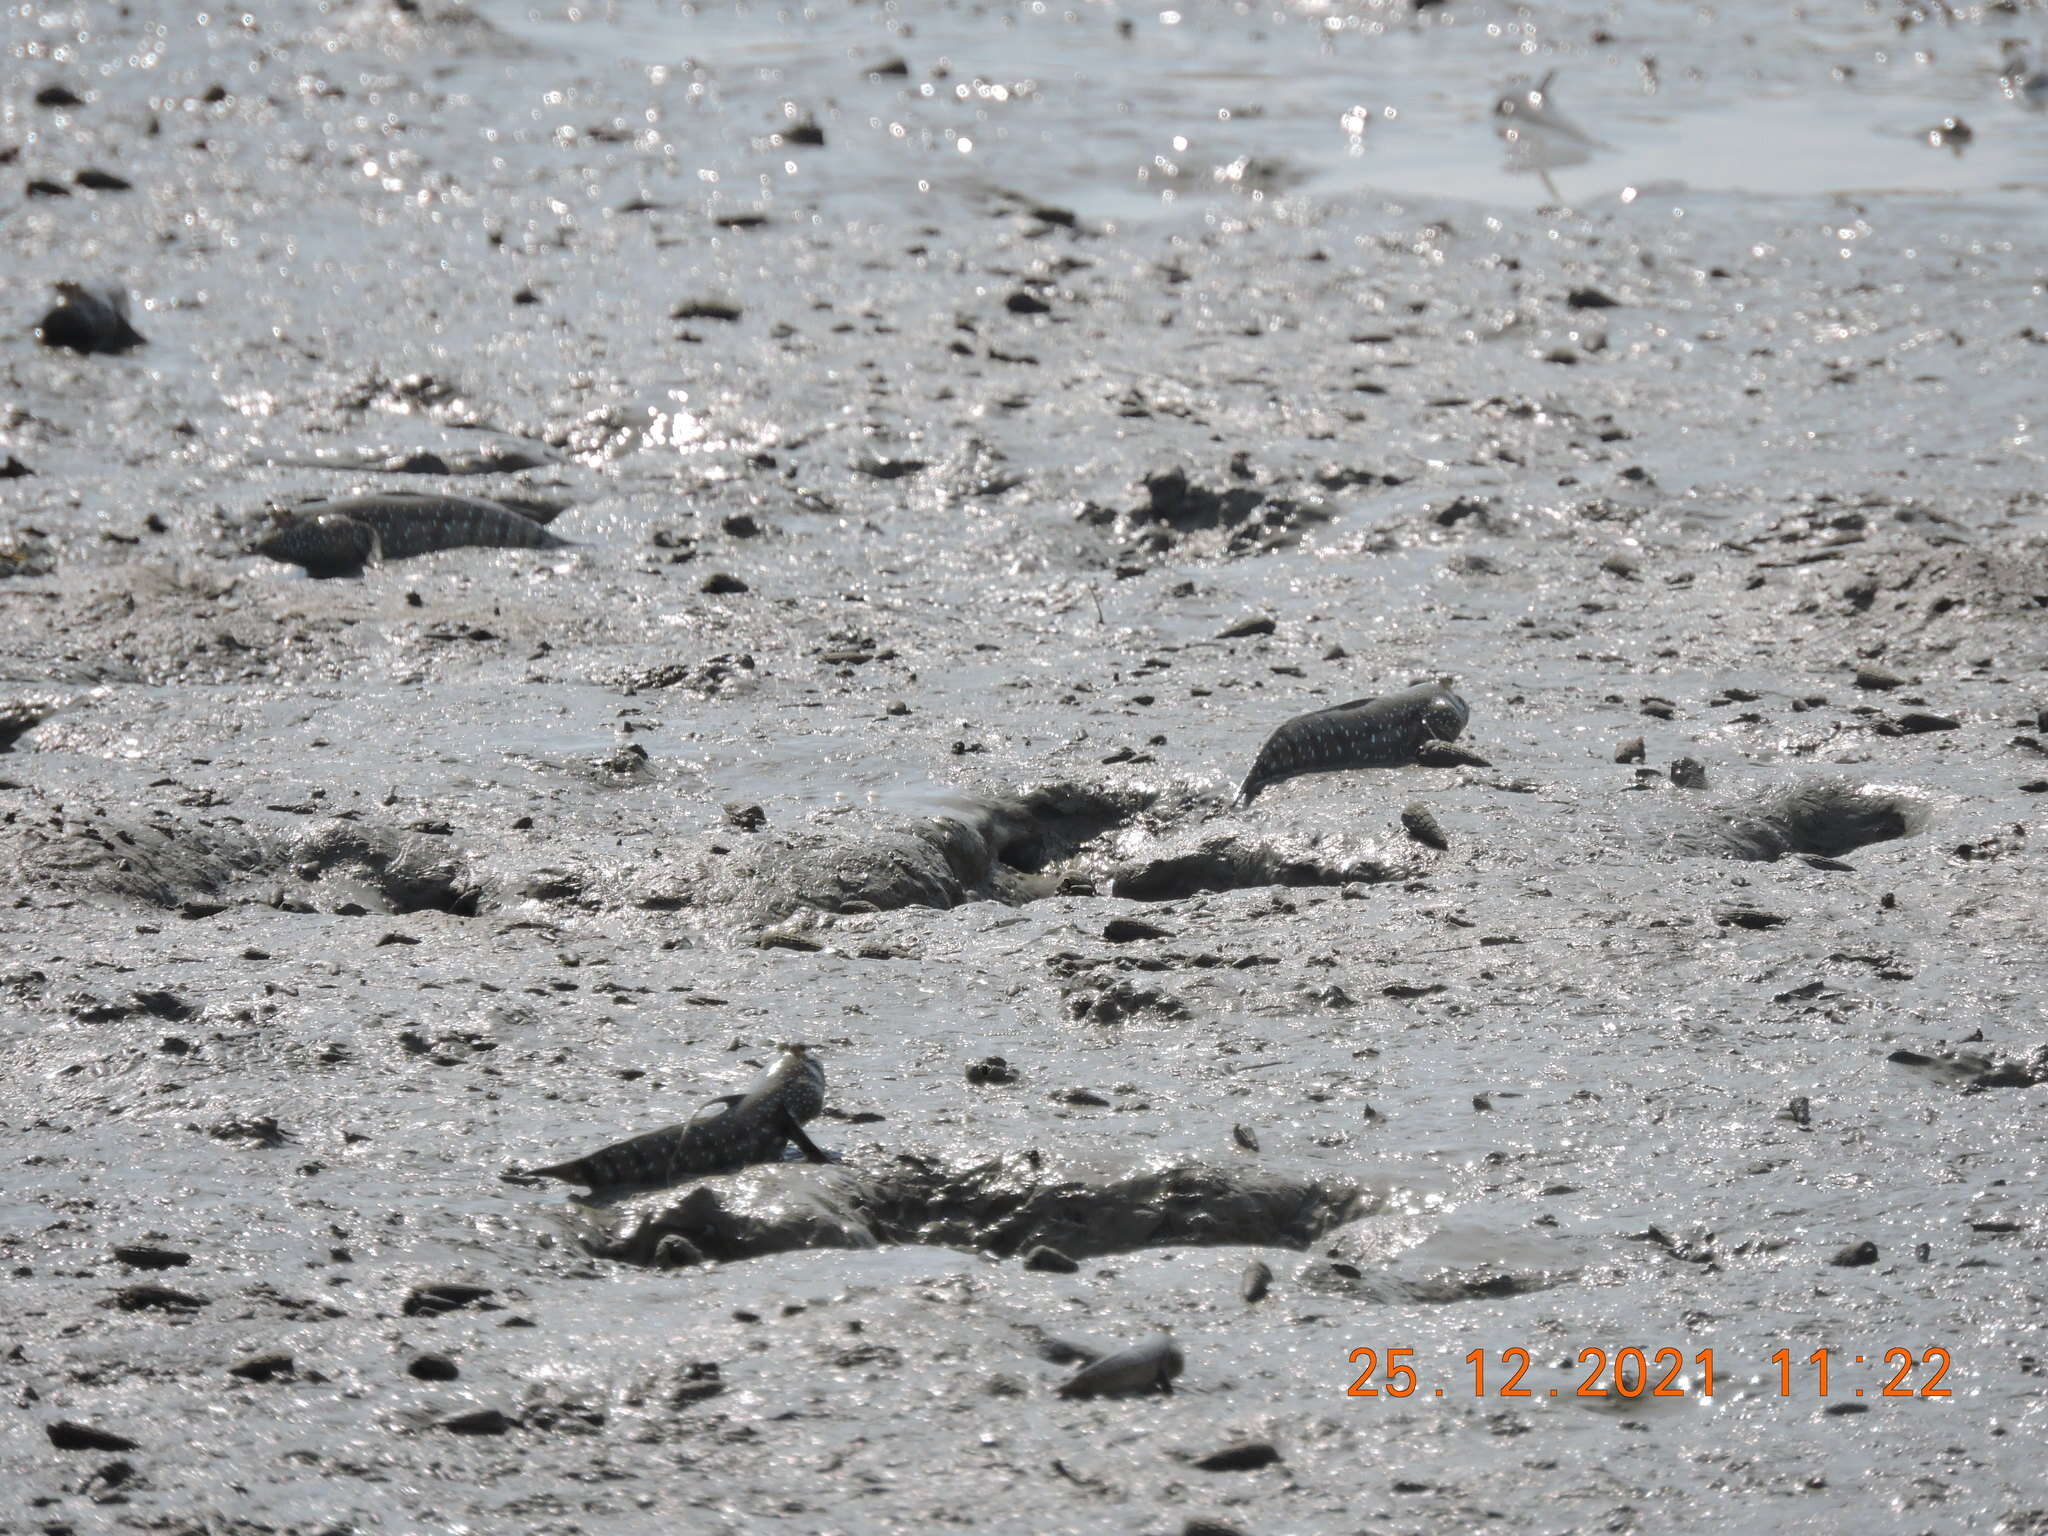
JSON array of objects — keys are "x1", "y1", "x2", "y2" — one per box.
[
  {"x1": 1676, "y1": 776, "x2": 1927, "y2": 861},
  {"x1": 712, "y1": 782, "x2": 1155, "y2": 916},
  {"x1": 1108, "y1": 827, "x2": 1407, "y2": 900},
  {"x1": 1, "y1": 800, "x2": 266, "y2": 910},
  {"x1": 290, "y1": 826, "x2": 488, "y2": 916},
  {"x1": 574, "y1": 1153, "x2": 1367, "y2": 1268}
]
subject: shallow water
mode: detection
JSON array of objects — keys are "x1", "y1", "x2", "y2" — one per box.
[{"x1": 3, "y1": 0, "x2": 2047, "y2": 1530}]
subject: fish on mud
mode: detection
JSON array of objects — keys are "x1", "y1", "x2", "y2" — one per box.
[
  {"x1": 513, "y1": 1043, "x2": 830, "y2": 1194},
  {"x1": 1238, "y1": 683, "x2": 1471, "y2": 804},
  {"x1": 251, "y1": 491, "x2": 571, "y2": 578},
  {"x1": 35, "y1": 282, "x2": 146, "y2": 355},
  {"x1": 1055, "y1": 1333, "x2": 1184, "y2": 1398}
]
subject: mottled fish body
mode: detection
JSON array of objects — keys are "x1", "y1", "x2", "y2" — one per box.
[
  {"x1": 253, "y1": 492, "x2": 570, "y2": 577},
  {"x1": 1055, "y1": 1334, "x2": 1184, "y2": 1398},
  {"x1": 1239, "y1": 684, "x2": 1471, "y2": 804},
  {"x1": 525, "y1": 1044, "x2": 829, "y2": 1193},
  {"x1": 252, "y1": 512, "x2": 382, "y2": 579}
]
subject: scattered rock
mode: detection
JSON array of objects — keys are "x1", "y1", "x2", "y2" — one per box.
[
  {"x1": 1829, "y1": 1241, "x2": 1879, "y2": 1268},
  {"x1": 408, "y1": 1352, "x2": 460, "y2": 1381},
  {"x1": 1103, "y1": 916, "x2": 1174, "y2": 943},
  {"x1": 105, "y1": 1284, "x2": 208, "y2": 1313},
  {"x1": 1669, "y1": 757, "x2": 1709, "y2": 790},
  {"x1": 1714, "y1": 904, "x2": 1787, "y2": 930},
  {"x1": 402, "y1": 1283, "x2": 496, "y2": 1317},
  {"x1": 1400, "y1": 802, "x2": 1447, "y2": 850},
  {"x1": 1854, "y1": 664, "x2": 1907, "y2": 691},
  {"x1": 227, "y1": 1352, "x2": 296, "y2": 1382},
  {"x1": 47, "y1": 1421, "x2": 139, "y2": 1452},
  {"x1": 1615, "y1": 736, "x2": 1646, "y2": 764},
  {"x1": 672, "y1": 297, "x2": 742, "y2": 322},
  {"x1": 1878, "y1": 711, "x2": 1960, "y2": 735},
  {"x1": 441, "y1": 1407, "x2": 514, "y2": 1436},
  {"x1": 110, "y1": 1244, "x2": 190, "y2": 1269},
  {"x1": 965, "y1": 1056, "x2": 1019, "y2": 1086},
  {"x1": 1239, "y1": 1259, "x2": 1272, "y2": 1303},
  {"x1": 1193, "y1": 1440, "x2": 1282, "y2": 1472},
  {"x1": 1217, "y1": 615, "x2": 1276, "y2": 639},
  {"x1": 1231, "y1": 1123, "x2": 1259, "y2": 1152},
  {"x1": 700, "y1": 572, "x2": 750, "y2": 595},
  {"x1": 1024, "y1": 1245, "x2": 1080, "y2": 1273}
]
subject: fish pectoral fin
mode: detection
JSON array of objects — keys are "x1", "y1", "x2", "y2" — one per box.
[
  {"x1": 783, "y1": 1113, "x2": 834, "y2": 1165},
  {"x1": 686, "y1": 1093, "x2": 745, "y2": 1124}
]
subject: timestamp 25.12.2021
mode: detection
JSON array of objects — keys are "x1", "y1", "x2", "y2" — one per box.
[{"x1": 1345, "y1": 1346, "x2": 1954, "y2": 1400}]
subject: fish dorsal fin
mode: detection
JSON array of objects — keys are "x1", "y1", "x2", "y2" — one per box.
[
  {"x1": 687, "y1": 1092, "x2": 745, "y2": 1125},
  {"x1": 1325, "y1": 695, "x2": 1379, "y2": 713}
]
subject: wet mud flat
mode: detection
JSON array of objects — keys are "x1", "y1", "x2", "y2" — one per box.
[{"x1": 4, "y1": 0, "x2": 2048, "y2": 1532}]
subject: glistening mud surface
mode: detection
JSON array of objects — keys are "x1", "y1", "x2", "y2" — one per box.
[{"x1": 4, "y1": 0, "x2": 2048, "y2": 1532}]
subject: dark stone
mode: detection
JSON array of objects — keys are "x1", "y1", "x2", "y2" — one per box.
[
  {"x1": 1194, "y1": 1440, "x2": 1282, "y2": 1472},
  {"x1": 47, "y1": 1421, "x2": 138, "y2": 1452},
  {"x1": 1669, "y1": 757, "x2": 1709, "y2": 790},
  {"x1": 1216, "y1": 615, "x2": 1276, "y2": 639},
  {"x1": 402, "y1": 1282, "x2": 495, "y2": 1317},
  {"x1": 1566, "y1": 287, "x2": 1619, "y2": 309},
  {"x1": 227, "y1": 1352, "x2": 295, "y2": 1382},
  {"x1": 700, "y1": 572, "x2": 750, "y2": 594},
  {"x1": 1102, "y1": 917, "x2": 1173, "y2": 943},
  {"x1": 672, "y1": 298, "x2": 742, "y2": 322},
  {"x1": 1615, "y1": 736, "x2": 1646, "y2": 764},
  {"x1": 1023, "y1": 1245, "x2": 1079, "y2": 1273},
  {"x1": 965, "y1": 1056, "x2": 1019, "y2": 1086},
  {"x1": 110, "y1": 1245, "x2": 189, "y2": 1269},
  {"x1": 1714, "y1": 904, "x2": 1787, "y2": 930},
  {"x1": 1005, "y1": 289, "x2": 1051, "y2": 315},
  {"x1": 1829, "y1": 1240, "x2": 1879, "y2": 1267},
  {"x1": 106, "y1": 1284, "x2": 207, "y2": 1312},
  {"x1": 441, "y1": 1407, "x2": 514, "y2": 1435},
  {"x1": 1879, "y1": 711, "x2": 1959, "y2": 735},
  {"x1": 407, "y1": 1352, "x2": 460, "y2": 1381}
]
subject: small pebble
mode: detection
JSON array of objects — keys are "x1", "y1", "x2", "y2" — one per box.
[
  {"x1": 407, "y1": 1353, "x2": 460, "y2": 1381},
  {"x1": 1615, "y1": 736, "x2": 1646, "y2": 765},
  {"x1": 1231, "y1": 1123, "x2": 1259, "y2": 1152},
  {"x1": 1828, "y1": 1241, "x2": 1879, "y2": 1268},
  {"x1": 965, "y1": 1056, "x2": 1019, "y2": 1086},
  {"x1": 1239, "y1": 1260, "x2": 1272, "y2": 1303}
]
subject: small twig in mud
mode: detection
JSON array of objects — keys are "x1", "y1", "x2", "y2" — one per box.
[{"x1": 1089, "y1": 585, "x2": 1105, "y2": 625}]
